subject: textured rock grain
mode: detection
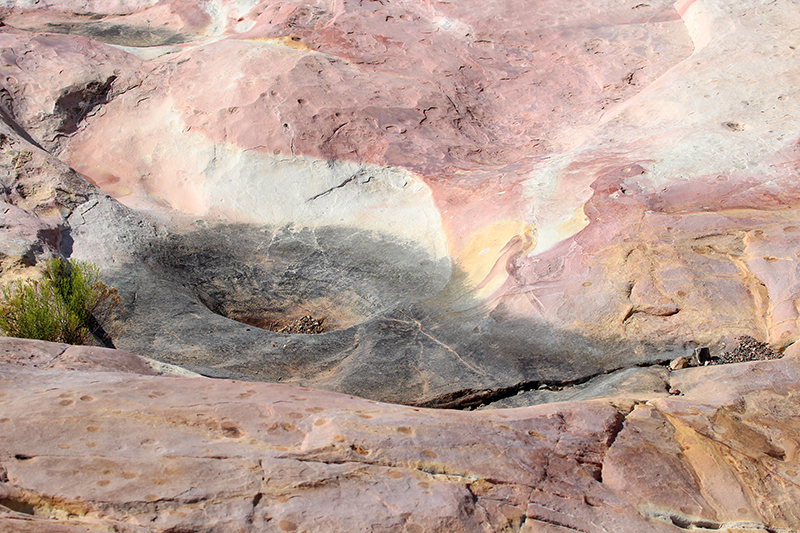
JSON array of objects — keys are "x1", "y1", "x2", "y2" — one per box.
[
  {"x1": 1, "y1": 339, "x2": 800, "y2": 532},
  {"x1": 1, "y1": 0, "x2": 799, "y2": 403}
]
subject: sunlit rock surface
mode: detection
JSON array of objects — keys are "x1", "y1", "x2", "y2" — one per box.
[
  {"x1": 1, "y1": 1, "x2": 799, "y2": 401},
  {"x1": 2, "y1": 1, "x2": 800, "y2": 527},
  {"x1": 1, "y1": 338, "x2": 799, "y2": 532}
]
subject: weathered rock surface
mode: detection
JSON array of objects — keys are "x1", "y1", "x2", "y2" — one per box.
[
  {"x1": 1, "y1": 338, "x2": 799, "y2": 532},
  {"x1": 0, "y1": 1, "x2": 799, "y2": 406},
  {"x1": 3, "y1": 1, "x2": 800, "y2": 530}
]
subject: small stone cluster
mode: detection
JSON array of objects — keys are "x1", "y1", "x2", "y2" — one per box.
[
  {"x1": 274, "y1": 315, "x2": 325, "y2": 334},
  {"x1": 670, "y1": 336, "x2": 782, "y2": 371},
  {"x1": 718, "y1": 335, "x2": 781, "y2": 364}
]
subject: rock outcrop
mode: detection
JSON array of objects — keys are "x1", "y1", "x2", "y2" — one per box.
[
  {"x1": 2, "y1": 337, "x2": 800, "y2": 532},
  {"x1": 1, "y1": 1, "x2": 800, "y2": 527},
  {"x1": 1, "y1": 0, "x2": 798, "y2": 406}
]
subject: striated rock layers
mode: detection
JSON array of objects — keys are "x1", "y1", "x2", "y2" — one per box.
[
  {"x1": 1, "y1": 0, "x2": 799, "y2": 406},
  {"x1": 1, "y1": 338, "x2": 799, "y2": 532}
]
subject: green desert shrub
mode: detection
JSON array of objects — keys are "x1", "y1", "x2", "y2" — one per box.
[{"x1": 0, "y1": 258, "x2": 119, "y2": 345}]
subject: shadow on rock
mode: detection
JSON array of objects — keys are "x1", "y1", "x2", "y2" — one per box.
[{"x1": 91, "y1": 221, "x2": 697, "y2": 407}]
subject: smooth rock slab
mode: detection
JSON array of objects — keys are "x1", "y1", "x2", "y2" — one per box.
[{"x1": 1, "y1": 338, "x2": 800, "y2": 532}]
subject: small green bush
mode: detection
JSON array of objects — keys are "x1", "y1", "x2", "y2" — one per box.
[{"x1": 0, "y1": 258, "x2": 119, "y2": 345}]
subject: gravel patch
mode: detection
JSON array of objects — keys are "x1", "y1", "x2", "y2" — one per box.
[{"x1": 714, "y1": 335, "x2": 782, "y2": 364}]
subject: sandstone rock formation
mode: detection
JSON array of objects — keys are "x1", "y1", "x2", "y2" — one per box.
[
  {"x1": 2, "y1": 337, "x2": 800, "y2": 532},
  {"x1": 1, "y1": 1, "x2": 800, "y2": 528},
  {"x1": 1, "y1": 0, "x2": 798, "y2": 407}
]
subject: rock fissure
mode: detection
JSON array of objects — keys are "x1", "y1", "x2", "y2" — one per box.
[
  {"x1": 41, "y1": 345, "x2": 70, "y2": 369},
  {"x1": 415, "y1": 363, "x2": 663, "y2": 410},
  {"x1": 599, "y1": 401, "x2": 645, "y2": 485},
  {"x1": 524, "y1": 509, "x2": 593, "y2": 533},
  {"x1": 306, "y1": 170, "x2": 363, "y2": 202},
  {"x1": 278, "y1": 452, "x2": 478, "y2": 483},
  {"x1": 395, "y1": 311, "x2": 488, "y2": 378},
  {"x1": 518, "y1": 512, "x2": 527, "y2": 532},
  {"x1": 641, "y1": 509, "x2": 789, "y2": 533},
  {"x1": 0, "y1": 108, "x2": 46, "y2": 151},
  {"x1": 604, "y1": 402, "x2": 637, "y2": 450}
]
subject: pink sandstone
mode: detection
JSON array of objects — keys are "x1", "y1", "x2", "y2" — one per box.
[
  {"x1": 0, "y1": 0, "x2": 796, "y2": 379},
  {"x1": 2, "y1": 337, "x2": 800, "y2": 532},
  {"x1": 1, "y1": 1, "x2": 800, "y2": 528}
]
